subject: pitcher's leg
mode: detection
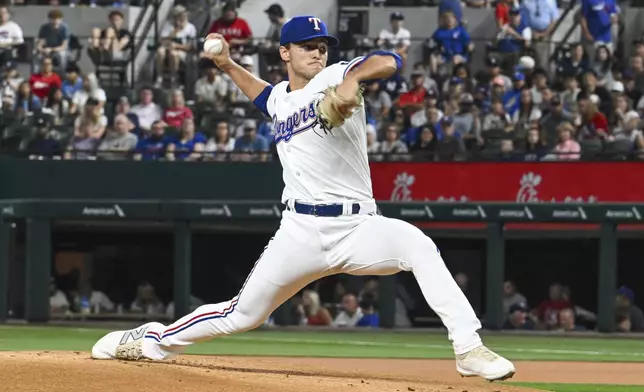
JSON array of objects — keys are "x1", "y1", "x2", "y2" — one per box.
[
  {"x1": 93, "y1": 212, "x2": 329, "y2": 361},
  {"x1": 337, "y1": 216, "x2": 481, "y2": 354}
]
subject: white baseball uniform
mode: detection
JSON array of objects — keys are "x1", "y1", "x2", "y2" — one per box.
[{"x1": 141, "y1": 56, "x2": 483, "y2": 360}]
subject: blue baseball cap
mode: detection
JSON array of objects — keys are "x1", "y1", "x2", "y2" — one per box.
[
  {"x1": 513, "y1": 71, "x2": 525, "y2": 81},
  {"x1": 280, "y1": 16, "x2": 339, "y2": 47},
  {"x1": 618, "y1": 286, "x2": 635, "y2": 301}
]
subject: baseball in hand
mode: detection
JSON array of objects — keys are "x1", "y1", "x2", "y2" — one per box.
[{"x1": 204, "y1": 38, "x2": 223, "y2": 55}]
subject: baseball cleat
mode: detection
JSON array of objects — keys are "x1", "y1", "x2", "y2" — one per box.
[
  {"x1": 91, "y1": 322, "x2": 163, "y2": 360},
  {"x1": 455, "y1": 345, "x2": 516, "y2": 381}
]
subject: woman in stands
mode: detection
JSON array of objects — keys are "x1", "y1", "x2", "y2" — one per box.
[
  {"x1": 204, "y1": 120, "x2": 235, "y2": 161},
  {"x1": 592, "y1": 45, "x2": 615, "y2": 88},
  {"x1": 44, "y1": 86, "x2": 70, "y2": 126},
  {"x1": 14, "y1": 81, "x2": 41, "y2": 119},
  {"x1": 297, "y1": 290, "x2": 332, "y2": 327},
  {"x1": 512, "y1": 86, "x2": 541, "y2": 134},
  {"x1": 73, "y1": 98, "x2": 107, "y2": 139}
]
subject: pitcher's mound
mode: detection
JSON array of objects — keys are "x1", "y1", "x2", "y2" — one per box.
[{"x1": 0, "y1": 351, "x2": 538, "y2": 392}]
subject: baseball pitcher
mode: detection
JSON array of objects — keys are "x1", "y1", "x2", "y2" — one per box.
[{"x1": 92, "y1": 15, "x2": 516, "y2": 382}]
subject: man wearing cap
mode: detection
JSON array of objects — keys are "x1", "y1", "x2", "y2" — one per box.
[
  {"x1": 453, "y1": 93, "x2": 482, "y2": 148},
  {"x1": 436, "y1": 116, "x2": 466, "y2": 160},
  {"x1": 156, "y1": 5, "x2": 197, "y2": 87},
  {"x1": 61, "y1": 63, "x2": 82, "y2": 100},
  {"x1": 195, "y1": 62, "x2": 228, "y2": 105},
  {"x1": 229, "y1": 55, "x2": 254, "y2": 104},
  {"x1": 377, "y1": 12, "x2": 411, "y2": 55},
  {"x1": 208, "y1": 1, "x2": 252, "y2": 49},
  {"x1": 540, "y1": 95, "x2": 572, "y2": 146},
  {"x1": 616, "y1": 286, "x2": 644, "y2": 332},
  {"x1": 398, "y1": 70, "x2": 427, "y2": 115},
  {"x1": 233, "y1": 118, "x2": 269, "y2": 161},
  {"x1": 612, "y1": 110, "x2": 644, "y2": 152},
  {"x1": 486, "y1": 56, "x2": 511, "y2": 92}
]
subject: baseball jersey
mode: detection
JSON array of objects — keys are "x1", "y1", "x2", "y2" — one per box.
[{"x1": 264, "y1": 57, "x2": 374, "y2": 204}]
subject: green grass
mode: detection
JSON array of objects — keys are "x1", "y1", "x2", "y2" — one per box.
[
  {"x1": 511, "y1": 383, "x2": 644, "y2": 392},
  {"x1": 2, "y1": 326, "x2": 644, "y2": 362}
]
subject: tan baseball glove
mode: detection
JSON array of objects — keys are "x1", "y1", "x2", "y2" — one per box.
[{"x1": 315, "y1": 86, "x2": 364, "y2": 131}]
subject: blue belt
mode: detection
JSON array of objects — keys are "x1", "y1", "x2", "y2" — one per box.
[{"x1": 291, "y1": 202, "x2": 361, "y2": 217}]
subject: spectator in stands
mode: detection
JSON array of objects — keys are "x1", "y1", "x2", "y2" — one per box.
[
  {"x1": 556, "y1": 308, "x2": 586, "y2": 331},
  {"x1": 622, "y1": 71, "x2": 643, "y2": 109},
  {"x1": 364, "y1": 81, "x2": 392, "y2": 128},
  {"x1": 21, "y1": 116, "x2": 61, "y2": 156},
  {"x1": 229, "y1": 56, "x2": 254, "y2": 104},
  {"x1": 531, "y1": 283, "x2": 573, "y2": 329},
  {"x1": 486, "y1": 57, "x2": 511, "y2": 92},
  {"x1": 73, "y1": 98, "x2": 107, "y2": 139},
  {"x1": 88, "y1": 10, "x2": 132, "y2": 65},
  {"x1": 582, "y1": 70, "x2": 612, "y2": 115},
  {"x1": 332, "y1": 293, "x2": 363, "y2": 327},
  {"x1": 551, "y1": 121, "x2": 581, "y2": 160},
  {"x1": 71, "y1": 281, "x2": 115, "y2": 314},
  {"x1": 577, "y1": 92, "x2": 610, "y2": 141},
  {"x1": 156, "y1": 5, "x2": 197, "y2": 87},
  {"x1": 263, "y1": 3, "x2": 285, "y2": 51},
  {"x1": 61, "y1": 63, "x2": 82, "y2": 100},
  {"x1": 496, "y1": 7, "x2": 532, "y2": 62},
  {"x1": 29, "y1": 56, "x2": 62, "y2": 100},
  {"x1": 64, "y1": 121, "x2": 100, "y2": 160},
  {"x1": 430, "y1": 11, "x2": 472, "y2": 74},
  {"x1": 592, "y1": 45, "x2": 614, "y2": 87},
  {"x1": 409, "y1": 125, "x2": 437, "y2": 160},
  {"x1": 35, "y1": 10, "x2": 70, "y2": 72},
  {"x1": 131, "y1": 87, "x2": 162, "y2": 131},
  {"x1": 130, "y1": 281, "x2": 165, "y2": 315},
  {"x1": 540, "y1": 95, "x2": 571, "y2": 146},
  {"x1": 499, "y1": 139, "x2": 520, "y2": 160},
  {"x1": 580, "y1": 0, "x2": 617, "y2": 50},
  {"x1": 163, "y1": 89, "x2": 193, "y2": 129},
  {"x1": 561, "y1": 73, "x2": 581, "y2": 116},
  {"x1": 562, "y1": 43, "x2": 589, "y2": 79},
  {"x1": 380, "y1": 71, "x2": 409, "y2": 101},
  {"x1": 208, "y1": 1, "x2": 252, "y2": 50},
  {"x1": 43, "y1": 86, "x2": 70, "y2": 126},
  {"x1": 50, "y1": 277, "x2": 70, "y2": 314},
  {"x1": 453, "y1": 272, "x2": 481, "y2": 315},
  {"x1": 530, "y1": 68, "x2": 549, "y2": 105},
  {"x1": 503, "y1": 72, "x2": 526, "y2": 116},
  {"x1": 166, "y1": 117, "x2": 206, "y2": 161},
  {"x1": 377, "y1": 12, "x2": 411, "y2": 57},
  {"x1": 133, "y1": 120, "x2": 168, "y2": 161},
  {"x1": 612, "y1": 110, "x2": 644, "y2": 154},
  {"x1": 616, "y1": 286, "x2": 644, "y2": 332},
  {"x1": 513, "y1": 87, "x2": 542, "y2": 136},
  {"x1": 483, "y1": 99, "x2": 513, "y2": 133},
  {"x1": 204, "y1": 121, "x2": 235, "y2": 159},
  {"x1": 71, "y1": 73, "x2": 106, "y2": 115},
  {"x1": 1, "y1": 60, "x2": 21, "y2": 95},
  {"x1": 357, "y1": 296, "x2": 380, "y2": 328},
  {"x1": 410, "y1": 92, "x2": 443, "y2": 128},
  {"x1": 0, "y1": 6, "x2": 24, "y2": 64},
  {"x1": 503, "y1": 280, "x2": 528, "y2": 315},
  {"x1": 454, "y1": 93, "x2": 482, "y2": 148},
  {"x1": 266, "y1": 65, "x2": 283, "y2": 85},
  {"x1": 397, "y1": 70, "x2": 426, "y2": 118},
  {"x1": 436, "y1": 116, "x2": 465, "y2": 161},
  {"x1": 298, "y1": 289, "x2": 332, "y2": 326},
  {"x1": 520, "y1": 0, "x2": 558, "y2": 66},
  {"x1": 14, "y1": 81, "x2": 41, "y2": 117},
  {"x1": 374, "y1": 123, "x2": 409, "y2": 161},
  {"x1": 113, "y1": 96, "x2": 140, "y2": 133},
  {"x1": 97, "y1": 114, "x2": 138, "y2": 160},
  {"x1": 524, "y1": 127, "x2": 548, "y2": 160},
  {"x1": 195, "y1": 63, "x2": 228, "y2": 106},
  {"x1": 234, "y1": 119, "x2": 269, "y2": 161},
  {"x1": 629, "y1": 55, "x2": 644, "y2": 92},
  {"x1": 503, "y1": 303, "x2": 535, "y2": 330}
]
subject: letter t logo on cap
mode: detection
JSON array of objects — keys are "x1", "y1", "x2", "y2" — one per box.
[{"x1": 308, "y1": 17, "x2": 321, "y2": 31}]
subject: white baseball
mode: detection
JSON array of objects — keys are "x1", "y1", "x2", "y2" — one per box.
[{"x1": 204, "y1": 38, "x2": 223, "y2": 55}]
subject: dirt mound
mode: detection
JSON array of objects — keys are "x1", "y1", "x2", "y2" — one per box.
[{"x1": 0, "y1": 351, "x2": 538, "y2": 392}]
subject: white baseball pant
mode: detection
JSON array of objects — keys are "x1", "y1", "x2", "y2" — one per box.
[{"x1": 142, "y1": 204, "x2": 483, "y2": 359}]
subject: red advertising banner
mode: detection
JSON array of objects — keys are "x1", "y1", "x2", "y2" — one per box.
[{"x1": 371, "y1": 162, "x2": 644, "y2": 203}]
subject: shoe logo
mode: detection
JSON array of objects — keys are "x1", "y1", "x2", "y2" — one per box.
[{"x1": 119, "y1": 326, "x2": 148, "y2": 345}]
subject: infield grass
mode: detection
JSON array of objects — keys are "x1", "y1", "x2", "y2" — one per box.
[{"x1": 1, "y1": 326, "x2": 644, "y2": 362}]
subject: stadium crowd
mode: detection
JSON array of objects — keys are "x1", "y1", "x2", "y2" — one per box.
[{"x1": 0, "y1": 0, "x2": 643, "y2": 161}]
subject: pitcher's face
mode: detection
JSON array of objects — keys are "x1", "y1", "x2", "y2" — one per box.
[{"x1": 281, "y1": 38, "x2": 328, "y2": 81}]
